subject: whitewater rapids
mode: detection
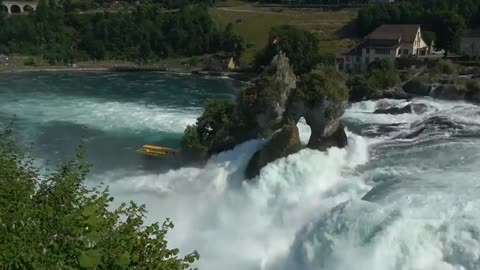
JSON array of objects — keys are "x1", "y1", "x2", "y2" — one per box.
[
  {"x1": 2, "y1": 73, "x2": 480, "y2": 270},
  {"x1": 96, "y1": 98, "x2": 480, "y2": 270}
]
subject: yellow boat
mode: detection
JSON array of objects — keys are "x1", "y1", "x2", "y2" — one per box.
[{"x1": 136, "y1": 144, "x2": 178, "y2": 157}]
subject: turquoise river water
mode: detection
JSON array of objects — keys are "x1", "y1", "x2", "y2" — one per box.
[{"x1": 1, "y1": 72, "x2": 480, "y2": 270}]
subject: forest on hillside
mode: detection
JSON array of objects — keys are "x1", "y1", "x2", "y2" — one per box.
[
  {"x1": 51, "y1": 0, "x2": 224, "y2": 11},
  {"x1": 246, "y1": 0, "x2": 367, "y2": 4},
  {"x1": 0, "y1": 0, "x2": 243, "y2": 63}
]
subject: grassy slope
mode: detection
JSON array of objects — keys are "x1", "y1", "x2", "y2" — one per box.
[{"x1": 210, "y1": 1, "x2": 358, "y2": 64}]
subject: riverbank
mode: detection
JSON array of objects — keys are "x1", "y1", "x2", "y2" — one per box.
[{"x1": 0, "y1": 63, "x2": 258, "y2": 82}]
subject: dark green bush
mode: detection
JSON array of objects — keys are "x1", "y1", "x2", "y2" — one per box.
[
  {"x1": 366, "y1": 59, "x2": 400, "y2": 89},
  {"x1": 254, "y1": 25, "x2": 321, "y2": 75},
  {"x1": 295, "y1": 67, "x2": 349, "y2": 106},
  {"x1": 0, "y1": 129, "x2": 199, "y2": 269},
  {"x1": 428, "y1": 60, "x2": 459, "y2": 75}
]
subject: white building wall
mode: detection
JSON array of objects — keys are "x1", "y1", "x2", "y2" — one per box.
[
  {"x1": 340, "y1": 26, "x2": 430, "y2": 73},
  {"x1": 412, "y1": 28, "x2": 428, "y2": 55},
  {"x1": 360, "y1": 47, "x2": 398, "y2": 72},
  {"x1": 399, "y1": 43, "x2": 414, "y2": 56}
]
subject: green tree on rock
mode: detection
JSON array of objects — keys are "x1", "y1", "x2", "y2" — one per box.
[{"x1": 255, "y1": 25, "x2": 321, "y2": 75}]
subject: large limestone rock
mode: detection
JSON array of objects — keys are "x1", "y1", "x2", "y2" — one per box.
[
  {"x1": 286, "y1": 69, "x2": 349, "y2": 151},
  {"x1": 403, "y1": 80, "x2": 432, "y2": 96},
  {"x1": 184, "y1": 53, "x2": 349, "y2": 179},
  {"x1": 307, "y1": 121, "x2": 348, "y2": 151},
  {"x1": 238, "y1": 52, "x2": 296, "y2": 137},
  {"x1": 244, "y1": 67, "x2": 349, "y2": 179},
  {"x1": 291, "y1": 99, "x2": 348, "y2": 151},
  {"x1": 373, "y1": 103, "x2": 430, "y2": 115},
  {"x1": 245, "y1": 124, "x2": 302, "y2": 179},
  {"x1": 205, "y1": 54, "x2": 297, "y2": 155},
  {"x1": 367, "y1": 87, "x2": 411, "y2": 100},
  {"x1": 430, "y1": 84, "x2": 466, "y2": 100},
  {"x1": 374, "y1": 105, "x2": 413, "y2": 115},
  {"x1": 465, "y1": 80, "x2": 480, "y2": 103}
]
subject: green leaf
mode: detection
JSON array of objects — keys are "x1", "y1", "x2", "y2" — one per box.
[
  {"x1": 115, "y1": 252, "x2": 131, "y2": 269},
  {"x1": 79, "y1": 250, "x2": 101, "y2": 268},
  {"x1": 86, "y1": 231, "x2": 101, "y2": 242},
  {"x1": 82, "y1": 205, "x2": 96, "y2": 217},
  {"x1": 85, "y1": 216, "x2": 102, "y2": 227}
]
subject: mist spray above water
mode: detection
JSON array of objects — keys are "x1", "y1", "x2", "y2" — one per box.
[
  {"x1": 3, "y1": 74, "x2": 480, "y2": 270},
  {"x1": 98, "y1": 97, "x2": 480, "y2": 270},
  {"x1": 102, "y1": 131, "x2": 370, "y2": 270}
]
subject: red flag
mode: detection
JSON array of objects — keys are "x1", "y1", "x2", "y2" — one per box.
[{"x1": 272, "y1": 37, "x2": 280, "y2": 45}]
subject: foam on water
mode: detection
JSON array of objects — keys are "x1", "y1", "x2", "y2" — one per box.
[
  {"x1": 0, "y1": 93, "x2": 199, "y2": 134},
  {"x1": 95, "y1": 97, "x2": 480, "y2": 270},
  {"x1": 93, "y1": 130, "x2": 370, "y2": 270},
  {"x1": 279, "y1": 97, "x2": 480, "y2": 270},
  {"x1": 5, "y1": 72, "x2": 480, "y2": 270}
]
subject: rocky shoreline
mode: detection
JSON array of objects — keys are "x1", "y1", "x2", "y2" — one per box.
[
  {"x1": 349, "y1": 60, "x2": 480, "y2": 105},
  {"x1": 0, "y1": 65, "x2": 257, "y2": 82}
]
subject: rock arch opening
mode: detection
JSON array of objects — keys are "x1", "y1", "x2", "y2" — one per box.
[
  {"x1": 297, "y1": 117, "x2": 311, "y2": 145},
  {"x1": 10, "y1": 5, "x2": 21, "y2": 13},
  {"x1": 1, "y1": 5, "x2": 8, "y2": 13}
]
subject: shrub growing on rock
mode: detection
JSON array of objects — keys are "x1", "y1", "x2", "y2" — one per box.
[
  {"x1": 347, "y1": 75, "x2": 372, "y2": 102},
  {"x1": 295, "y1": 67, "x2": 349, "y2": 107},
  {"x1": 254, "y1": 25, "x2": 321, "y2": 75},
  {"x1": 345, "y1": 60, "x2": 407, "y2": 101},
  {"x1": 366, "y1": 59, "x2": 400, "y2": 90},
  {"x1": 181, "y1": 99, "x2": 237, "y2": 158},
  {"x1": 429, "y1": 60, "x2": 459, "y2": 75},
  {"x1": 465, "y1": 79, "x2": 480, "y2": 103},
  {"x1": 181, "y1": 125, "x2": 208, "y2": 160}
]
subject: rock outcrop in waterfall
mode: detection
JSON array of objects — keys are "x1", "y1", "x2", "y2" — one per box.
[{"x1": 181, "y1": 52, "x2": 349, "y2": 179}]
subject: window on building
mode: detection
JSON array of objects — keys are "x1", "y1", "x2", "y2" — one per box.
[
  {"x1": 346, "y1": 56, "x2": 351, "y2": 62},
  {"x1": 366, "y1": 48, "x2": 370, "y2": 54},
  {"x1": 403, "y1": 49, "x2": 409, "y2": 55},
  {"x1": 366, "y1": 57, "x2": 370, "y2": 64},
  {"x1": 374, "y1": 48, "x2": 390, "y2": 55}
]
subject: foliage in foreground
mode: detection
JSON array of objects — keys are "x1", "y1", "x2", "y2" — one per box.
[{"x1": 0, "y1": 130, "x2": 199, "y2": 269}]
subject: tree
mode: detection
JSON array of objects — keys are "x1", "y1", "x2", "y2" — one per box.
[
  {"x1": 0, "y1": 0, "x2": 5, "y2": 22},
  {"x1": 181, "y1": 99, "x2": 237, "y2": 158},
  {"x1": 255, "y1": 25, "x2": 321, "y2": 75},
  {"x1": 195, "y1": 99, "x2": 236, "y2": 144},
  {"x1": 0, "y1": 5, "x2": 241, "y2": 63},
  {"x1": 0, "y1": 129, "x2": 199, "y2": 269},
  {"x1": 366, "y1": 59, "x2": 400, "y2": 89},
  {"x1": 294, "y1": 67, "x2": 349, "y2": 106},
  {"x1": 430, "y1": 11, "x2": 465, "y2": 53}
]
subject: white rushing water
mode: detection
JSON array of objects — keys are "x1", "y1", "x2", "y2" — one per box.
[
  {"x1": 0, "y1": 92, "x2": 200, "y2": 134},
  {"x1": 90, "y1": 97, "x2": 480, "y2": 270},
  {"x1": 3, "y1": 75, "x2": 480, "y2": 270}
]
